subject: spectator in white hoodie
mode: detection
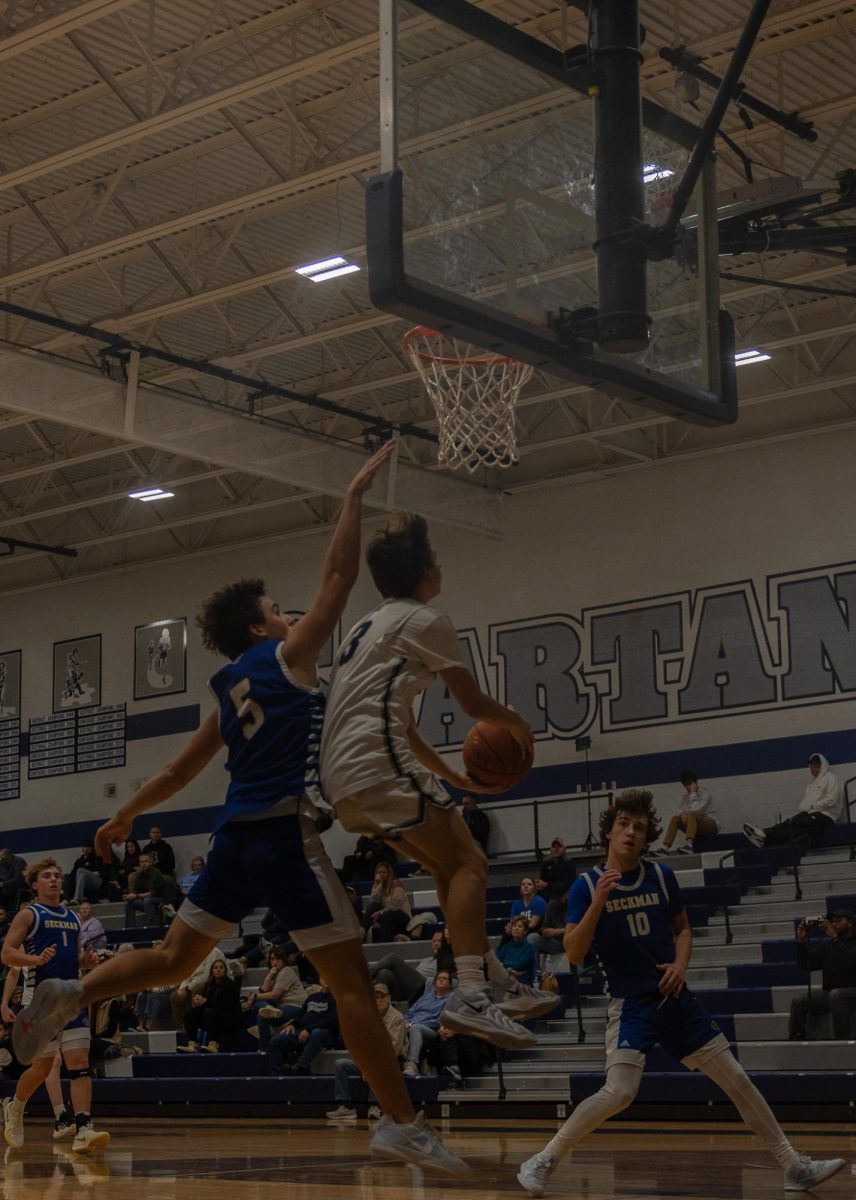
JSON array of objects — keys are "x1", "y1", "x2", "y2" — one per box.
[{"x1": 744, "y1": 754, "x2": 842, "y2": 849}]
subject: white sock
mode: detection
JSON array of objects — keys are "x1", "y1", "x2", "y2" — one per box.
[
  {"x1": 53, "y1": 1103, "x2": 66, "y2": 1120},
  {"x1": 699, "y1": 1049, "x2": 800, "y2": 1171},
  {"x1": 484, "y1": 948, "x2": 515, "y2": 987},
  {"x1": 455, "y1": 955, "x2": 486, "y2": 990}
]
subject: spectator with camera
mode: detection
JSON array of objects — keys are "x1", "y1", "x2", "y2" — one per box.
[{"x1": 788, "y1": 909, "x2": 856, "y2": 1040}]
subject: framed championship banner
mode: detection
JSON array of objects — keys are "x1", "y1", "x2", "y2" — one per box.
[
  {"x1": 53, "y1": 634, "x2": 101, "y2": 712},
  {"x1": 134, "y1": 617, "x2": 187, "y2": 700},
  {"x1": 0, "y1": 649, "x2": 21, "y2": 719}
]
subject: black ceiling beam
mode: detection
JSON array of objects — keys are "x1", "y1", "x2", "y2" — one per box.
[{"x1": 0, "y1": 536, "x2": 77, "y2": 558}]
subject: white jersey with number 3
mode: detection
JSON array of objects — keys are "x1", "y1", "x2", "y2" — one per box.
[{"x1": 320, "y1": 598, "x2": 465, "y2": 801}]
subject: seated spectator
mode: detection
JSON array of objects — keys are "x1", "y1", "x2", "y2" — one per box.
[
  {"x1": 176, "y1": 856, "x2": 206, "y2": 906},
  {"x1": 253, "y1": 947, "x2": 308, "y2": 1052},
  {"x1": 652, "y1": 770, "x2": 719, "y2": 855},
  {"x1": 78, "y1": 900, "x2": 107, "y2": 952},
  {"x1": 461, "y1": 795, "x2": 490, "y2": 853},
  {"x1": 497, "y1": 916, "x2": 538, "y2": 986},
  {"x1": 269, "y1": 979, "x2": 339, "y2": 1074},
  {"x1": 142, "y1": 825, "x2": 176, "y2": 881},
  {"x1": 0, "y1": 849, "x2": 26, "y2": 910},
  {"x1": 179, "y1": 958, "x2": 243, "y2": 1053},
  {"x1": 402, "y1": 969, "x2": 454, "y2": 1076},
  {"x1": 506, "y1": 876, "x2": 547, "y2": 947},
  {"x1": 371, "y1": 928, "x2": 456, "y2": 1002},
  {"x1": 0, "y1": 903, "x2": 10, "y2": 946},
  {"x1": 326, "y1": 981, "x2": 407, "y2": 1120},
  {"x1": 132, "y1": 940, "x2": 176, "y2": 1031},
  {"x1": 123, "y1": 853, "x2": 167, "y2": 927},
  {"x1": 66, "y1": 842, "x2": 108, "y2": 904},
  {"x1": 745, "y1": 753, "x2": 843, "y2": 849},
  {"x1": 340, "y1": 835, "x2": 397, "y2": 883},
  {"x1": 118, "y1": 839, "x2": 142, "y2": 890},
  {"x1": 536, "y1": 837, "x2": 577, "y2": 898},
  {"x1": 170, "y1": 946, "x2": 225, "y2": 1030},
  {"x1": 540, "y1": 888, "x2": 569, "y2": 957},
  {"x1": 363, "y1": 862, "x2": 412, "y2": 943},
  {"x1": 789, "y1": 910, "x2": 856, "y2": 1041}
]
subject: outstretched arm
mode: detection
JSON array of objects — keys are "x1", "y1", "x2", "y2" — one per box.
[
  {"x1": 439, "y1": 666, "x2": 533, "y2": 754},
  {"x1": 94, "y1": 707, "x2": 223, "y2": 861},
  {"x1": 282, "y1": 441, "x2": 396, "y2": 676}
]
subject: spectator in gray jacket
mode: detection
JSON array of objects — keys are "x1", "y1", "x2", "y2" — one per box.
[{"x1": 654, "y1": 771, "x2": 719, "y2": 855}]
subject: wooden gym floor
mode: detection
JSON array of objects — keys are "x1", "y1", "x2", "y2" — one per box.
[{"x1": 2, "y1": 1118, "x2": 853, "y2": 1199}]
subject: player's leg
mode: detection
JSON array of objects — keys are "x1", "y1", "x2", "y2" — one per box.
[
  {"x1": 518, "y1": 1061, "x2": 643, "y2": 1195},
  {"x1": 61, "y1": 1037, "x2": 109, "y2": 1154},
  {"x1": 45, "y1": 1051, "x2": 75, "y2": 1141},
  {"x1": 2, "y1": 1054, "x2": 53, "y2": 1147},
  {"x1": 688, "y1": 1040, "x2": 845, "y2": 1189},
  {"x1": 305, "y1": 937, "x2": 469, "y2": 1176},
  {"x1": 13, "y1": 917, "x2": 220, "y2": 1064}
]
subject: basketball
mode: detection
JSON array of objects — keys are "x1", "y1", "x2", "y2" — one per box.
[{"x1": 462, "y1": 722, "x2": 534, "y2": 791}]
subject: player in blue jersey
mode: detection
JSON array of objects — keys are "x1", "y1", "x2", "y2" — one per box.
[
  {"x1": 517, "y1": 789, "x2": 846, "y2": 1197},
  {"x1": 13, "y1": 443, "x2": 468, "y2": 1176},
  {"x1": 1, "y1": 858, "x2": 109, "y2": 1153}
]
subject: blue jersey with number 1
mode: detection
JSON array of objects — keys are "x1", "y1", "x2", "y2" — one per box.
[
  {"x1": 25, "y1": 903, "x2": 81, "y2": 987},
  {"x1": 209, "y1": 638, "x2": 325, "y2": 831},
  {"x1": 566, "y1": 861, "x2": 683, "y2": 998}
]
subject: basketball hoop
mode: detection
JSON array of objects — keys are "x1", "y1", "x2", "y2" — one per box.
[{"x1": 403, "y1": 326, "x2": 533, "y2": 473}]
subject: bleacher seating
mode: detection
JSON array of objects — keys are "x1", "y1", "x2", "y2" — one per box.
[{"x1": 1, "y1": 839, "x2": 853, "y2": 1116}]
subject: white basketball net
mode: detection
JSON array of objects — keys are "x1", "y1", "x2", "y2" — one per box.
[{"x1": 404, "y1": 327, "x2": 533, "y2": 473}]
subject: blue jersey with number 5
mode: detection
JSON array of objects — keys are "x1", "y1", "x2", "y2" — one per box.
[
  {"x1": 566, "y1": 862, "x2": 683, "y2": 998},
  {"x1": 209, "y1": 639, "x2": 325, "y2": 830},
  {"x1": 25, "y1": 903, "x2": 81, "y2": 987}
]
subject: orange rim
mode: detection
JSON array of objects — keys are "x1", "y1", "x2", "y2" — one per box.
[{"x1": 403, "y1": 325, "x2": 525, "y2": 368}]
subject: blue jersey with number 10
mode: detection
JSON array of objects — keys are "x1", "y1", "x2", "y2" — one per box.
[
  {"x1": 209, "y1": 638, "x2": 325, "y2": 831},
  {"x1": 566, "y1": 861, "x2": 683, "y2": 998}
]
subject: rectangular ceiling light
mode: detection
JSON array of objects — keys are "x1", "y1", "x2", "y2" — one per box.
[
  {"x1": 734, "y1": 349, "x2": 771, "y2": 365},
  {"x1": 643, "y1": 163, "x2": 675, "y2": 183},
  {"x1": 129, "y1": 487, "x2": 174, "y2": 501},
  {"x1": 295, "y1": 256, "x2": 361, "y2": 282}
]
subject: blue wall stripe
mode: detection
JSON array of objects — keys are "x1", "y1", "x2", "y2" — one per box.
[{"x1": 2, "y1": 715, "x2": 854, "y2": 856}]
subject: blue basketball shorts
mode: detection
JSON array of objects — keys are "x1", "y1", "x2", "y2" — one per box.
[
  {"x1": 605, "y1": 990, "x2": 728, "y2": 1069},
  {"x1": 181, "y1": 801, "x2": 359, "y2": 952}
]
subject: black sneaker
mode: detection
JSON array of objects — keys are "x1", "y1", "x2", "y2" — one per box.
[{"x1": 52, "y1": 1113, "x2": 76, "y2": 1142}]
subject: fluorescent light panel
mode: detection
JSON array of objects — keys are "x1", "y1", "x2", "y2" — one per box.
[
  {"x1": 129, "y1": 487, "x2": 174, "y2": 501},
  {"x1": 734, "y1": 349, "x2": 771, "y2": 365},
  {"x1": 295, "y1": 256, "x2": 347, "y2": 277},
  {"x1": 295, "y1": 256, "x2": 361, "y2": 282}
]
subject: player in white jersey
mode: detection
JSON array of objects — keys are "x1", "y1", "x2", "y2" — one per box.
[{"x1": 321, "y1": 513, "x2": 559, "y2": 1049}]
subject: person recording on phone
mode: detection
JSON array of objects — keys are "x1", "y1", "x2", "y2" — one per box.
[{"x1": 788, "y1": 909, "x2": 856, "y2": 1041}]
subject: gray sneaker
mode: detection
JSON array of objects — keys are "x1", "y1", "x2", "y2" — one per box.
[
  {"x1": 12, "y1": 978, "x2": 85, "y2": 1065},
  {"x1": 492, "y1": 979, "x2": 561, "y2": 1021},
  {"x1": 517, "y1": 1151, "x2": 558, "y2": 1196},
  {"x1": 370, "y1": 1111, "x2": 472, "y2": 1176},
  {"x1": 2, "y1": 1098, "x2": 24, "y2": 1149},
  {"x1": 743, "y1": 823, "x2": 766, "y2": 848},
  {"x1": 784, "y1": 1154, "x2": 846, "y2": 1191},
  {"x1": 441, "y1": 987, "x2": 537, "y2": 1049}
]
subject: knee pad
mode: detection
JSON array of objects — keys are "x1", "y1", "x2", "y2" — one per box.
[{"x1": 66, "y1": 1067, "x2": 92, "y2": 1081}]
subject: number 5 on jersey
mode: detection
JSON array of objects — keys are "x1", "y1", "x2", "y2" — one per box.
[{"x1": 229, "y1": 678, "x2": 264, "y2": 740}]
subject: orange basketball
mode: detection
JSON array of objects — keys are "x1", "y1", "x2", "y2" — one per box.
[{"x1": 462, "y1": 722, "x2": 533, "y2": 791}]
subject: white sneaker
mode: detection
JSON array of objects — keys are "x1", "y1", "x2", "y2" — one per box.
[
  {"x1": 325, "y1": 1105, "x2": 357, "y2": 1121},
  {"x1": 743, "y1": 823, "x2": 766, "y2": 848},
  {"x1": 517, "y1": 1151, "x2": 558, "y2": 1196},
  {"x1": 402, "y1": 1060, "x2": 419, "y2": 1076},
  {"x1": 71, "y1": 1124, "x2": 111, "y2": 1154},
  {"x1": 441, "y1": 987, "x2": 537, "y2": 1049},
  {"x1": 12, "y1": 978, "x2": 85, "y2": 1065},
  {"x1": 783, "y1": 1154, "x2": 846, "y2": 1191},
  {"x1": 2, "y1": 1098, "x2": 24, "y2": 1149},
  {"x1": 492, "y1": 979, "x2": 561, "y2": 1021},
  {"x1": 370, "y1": 1112, "x2": 471, "y2": 1176},
  {"x1": 53, "y1": 1112, "x2": 76, "y2": 1141},
  {"x1": 367, "y1": 1105, "x2": 383, "y2": 1121}
]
